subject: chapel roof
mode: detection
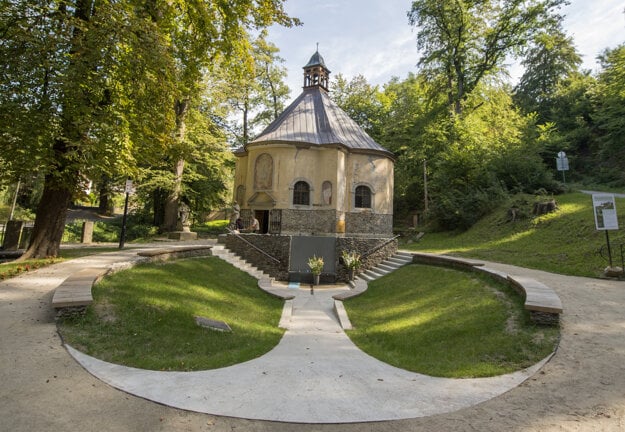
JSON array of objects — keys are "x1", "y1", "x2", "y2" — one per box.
[{"x1": 246, "y1": 52, "x2": 393, "y2": 159}]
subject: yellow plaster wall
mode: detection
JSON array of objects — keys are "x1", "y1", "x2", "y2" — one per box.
[{"x1": 234, "y1": 145, "x2": 393, "y2": 215}]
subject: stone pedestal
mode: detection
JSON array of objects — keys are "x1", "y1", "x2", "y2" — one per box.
[
  {"x1": 2, "y1": 220, "x2": 24, "y2": 250},
  {"x1": 168, "y1": 231, "x2": 198, "y2": 241},
  {"x1": 81, "y1": 221, "x2": 94, "y2": 243}
]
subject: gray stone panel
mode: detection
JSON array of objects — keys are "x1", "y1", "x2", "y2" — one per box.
[
  {"x1": 345, "y1": 212, "x2": 393, "y2": 236},
  {"x1": 281, "y1": 209, "x2": 337, "y2": 235}
]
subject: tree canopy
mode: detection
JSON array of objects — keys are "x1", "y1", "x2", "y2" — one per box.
[{"x1": 0, "y1": 0, "x2": 298, "y2": 258}]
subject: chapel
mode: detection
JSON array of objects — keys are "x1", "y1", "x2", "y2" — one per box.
[{"x1": 232, "y1": 51, "x2": 395, "y2": 238}]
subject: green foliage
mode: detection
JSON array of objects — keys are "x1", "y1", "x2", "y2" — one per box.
[
  {"x1": 62, "y1": 215, "x2": 157, "y2": 244},
  {"x1": 592, "y1": 44, "x2": 625, "y2": 185},
  {"x1": 0, "y1": 258, "x2": 60, "y2": 280},
  {"x1": 514, "y1": 26, "x2": 582, "y2": 121},
  {"x1": 307, "y1": 255, "x2": 324, "y2": 275},
  {"x1": 409, "y1": 0, "x2": 566, "y2": 115},
  {"x1": 345, "y1": 264, "x2": 558, "y2": 377},
  {"x1": 57, "y1": 257, "x2": 285, "y2": 371},
  {"x1": 192, "y1": 219, "x2": 230, "y2": 236}
]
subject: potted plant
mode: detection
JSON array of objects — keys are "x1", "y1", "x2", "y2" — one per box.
[
  {"x1": 341, "y1": 250, "x2": 361, "y2": 281},
  {"x1": 308, "y1": 255, "x2": 324, "y2": 285}
]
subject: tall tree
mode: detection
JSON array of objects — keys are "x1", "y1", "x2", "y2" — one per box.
[
  {"x1": 593, "y1": 44, "x2": 625, "y2": 184},
  {"x1": 408, "y1": 0, "x2": 566, "y2": 116},
  {"x1": 222, "y1": 31, "x2": 290, "y2": 146},
  {"x1": 0, "y1": 0, "x2": 298, "y2": 257},
  {"x1": 331, "y1": 74, "x2": 388, "y2": 140},
  {"x1": 158, "y1": 4, "x2": 297, "y2": 231},
  {"x1": 1, "y1": 1, "x2": 176, "y2": 258},
  {"x1": 514, "y1": 25, "x2": 582, "y2": 121}
]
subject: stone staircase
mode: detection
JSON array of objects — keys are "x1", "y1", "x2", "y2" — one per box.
[
  {"x1": 211, "y1": 244, "x2": 271, "y2": 280},
  {"x1": 357, "y1": 251, "x2": 413, "y2": 282}
]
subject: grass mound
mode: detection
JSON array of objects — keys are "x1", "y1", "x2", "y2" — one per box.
[
  {"x1": 345, "y1": 264, "x2": 559, "y2": 378},
  {"x1": 57, "y1": 257, "x2": 285, "y2": 371},
  {"x1": 409, "y1": 192, "x2": 625, "y2": 277}
]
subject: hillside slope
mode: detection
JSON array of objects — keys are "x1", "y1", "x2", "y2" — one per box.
[{"x1": 406, "y1": 192, "x2": 625, "y2": 278}]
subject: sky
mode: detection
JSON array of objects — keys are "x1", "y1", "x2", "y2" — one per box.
[{"x1": 267, "y1": 0, "x2": 625, "y2": 103}]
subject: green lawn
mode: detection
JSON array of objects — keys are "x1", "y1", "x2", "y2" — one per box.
[
  {"x1": 57, "y1": 257, "x2": 285, "y2": 371},
  {"x1": 406, "y1": 192, "x2": 625, "y2": 277},
  {"x1": 345, "y1": 264, "x2": 559, "y2": 378}
]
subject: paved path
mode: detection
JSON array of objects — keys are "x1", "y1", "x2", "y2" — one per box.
[
  {"x1": 1, "y1": 243, "x2": 625, "y2": 431},
  {"x1": 67, "y1": 283, "x2": 547, "y2": 423}
]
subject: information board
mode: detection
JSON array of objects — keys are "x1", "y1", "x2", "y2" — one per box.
[{"x1": 592, "y1": 194, "x2": 619, "y2": 230}]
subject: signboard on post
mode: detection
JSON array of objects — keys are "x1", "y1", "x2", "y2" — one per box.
[
  {"x1": 592, "y1": 194, "x2": 619, "y2": 231},
  {"x1": 124, "y1": 179, "x2": 135, "y2": 194},
  {"x1": 556, "y1": 151, "x2": 569, "y2": 183}
]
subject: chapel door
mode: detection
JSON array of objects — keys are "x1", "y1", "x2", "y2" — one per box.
[{"x1": 255, "y1": 210, "x2": 269, "y2": 234}]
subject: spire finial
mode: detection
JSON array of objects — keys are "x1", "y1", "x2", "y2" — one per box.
[{"x1": 316, "y1": 42, "x2": 319, "y2": 52}]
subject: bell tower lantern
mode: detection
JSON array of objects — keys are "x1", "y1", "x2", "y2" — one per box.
[{"x1": 303, "y1": 49, "x2": 331, "y2": 91}]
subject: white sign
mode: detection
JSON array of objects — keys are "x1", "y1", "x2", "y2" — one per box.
[
  {"x1": 556, "y1": 151, "x2": 569, "y2": 171},
  {"x1": 124, "y1": 179, "x2": 135, "y2": 194},
  {"x1": 592, "y1": 194, "x2": 619, "y2": 230}
]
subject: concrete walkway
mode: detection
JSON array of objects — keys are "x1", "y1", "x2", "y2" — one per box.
[{"x1": 67, "y1": 282, "x2": 549, "y2": 423}]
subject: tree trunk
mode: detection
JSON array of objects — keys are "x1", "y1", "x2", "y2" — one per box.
[
  {"x1": 19, "y1": 176, "x2": 73, "y2": 259},
  {"x1": 152, "y1": 187, "x2": 167, "y2": 228},
  {"x1": 162, "y1": 158, "x2": 185, "y2": 232},
  {"x1": 98, "y1": 177, "x2": 114, "y2": 215},
  {"x1": 162, "y1": 98, "x2": 188, "y2": 232}
]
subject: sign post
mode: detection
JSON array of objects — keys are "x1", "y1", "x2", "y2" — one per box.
[
  {"x1": 556, "y1": 151, "x2": 569, "y2": 183},
  {"x1": 592, "y1": 193, "x2": 619, "y2": 271}
]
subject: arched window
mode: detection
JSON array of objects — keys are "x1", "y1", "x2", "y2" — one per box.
[
  {"x1": 355, "y1": 185, "x2": 372, "y2": 208},
  {"x1": 293, "y1": 181, "x2": 310, "y2": 206}
]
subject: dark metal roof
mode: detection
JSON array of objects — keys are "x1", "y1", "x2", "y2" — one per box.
[
  {"x1": 247, "y1": 87, "x2": 393, "y2": 158},
  {"x1": 304, "y1": 50, "x2": 330, "y2": 71}
]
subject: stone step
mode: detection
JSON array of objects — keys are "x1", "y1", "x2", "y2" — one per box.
[
  {"x1": 387, "y1": 256, "x2": 412, "y2": 266},
  {"x1": 211, "y1": 245, "x2": 269, "y2": 280},
  {"x1": 377, "y1": 263, "x2": 397, "y2": 272},
  {"x1": 363, "y1": 268, "x2": 387, "y2": 280},
  {"x1": 380, "y1": 260, "x2": 402, "y2": 269},
  {"x1": 395, "y1": 251, "x2": 414, "y2": 259}
]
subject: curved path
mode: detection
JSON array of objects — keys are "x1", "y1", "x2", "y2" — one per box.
[
  {"x1": 67, "y1": 284, "x2": 547, "y2": 423},
  {"x1": 1, "y1": 242, "x2": 624, "y2": 431}
]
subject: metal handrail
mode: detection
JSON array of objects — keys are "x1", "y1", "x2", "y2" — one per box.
[
  {"x1": 228, "y1": 230, "x2": 281, "y2": 264},
  {"x1": 360, "y1": 235, "x2": 401, "y2": 259}
]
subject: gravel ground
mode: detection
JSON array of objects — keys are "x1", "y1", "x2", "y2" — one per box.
[{"x1": 1, "y1": 252, "x2": 624, "y2": 432}]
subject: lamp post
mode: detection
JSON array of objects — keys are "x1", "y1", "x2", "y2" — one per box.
[{"x1": 118, "y1": 179, "x2": 133, "y2": 249}]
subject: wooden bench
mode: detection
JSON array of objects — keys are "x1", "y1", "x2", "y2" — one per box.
[
  {"x1": 407, "y1": 252, "x2": 563, "y2": 326},
  {"x1": 410, "y1": 252, "x2": 485, "y2": 269},
  {"x1": 506, "y1": 275, "x2": 563, "y2": 325},
  {"x1": 52, "y1": 246, "x2": 214, "y2": 316},
  {"x1": 136, "y1": 245, "x2": 213, "y2": 261},
  {"x1": 51, "y1": 267, "x2": 109, "y2": 316}
]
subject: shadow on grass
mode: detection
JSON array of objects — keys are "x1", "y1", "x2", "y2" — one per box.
[
  {"x1": 344, "y1": 264, "x2": 559, "y2": 378},
  {"x1": 57, "y1": 257, "x2": 285, "y2": 371}
]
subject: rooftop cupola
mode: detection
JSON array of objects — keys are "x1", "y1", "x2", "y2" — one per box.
[{"x1": 303, "y1": 49, "x2": 330, "y2": 91}]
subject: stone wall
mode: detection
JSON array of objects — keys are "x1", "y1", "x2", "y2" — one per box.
[
  {"x1": 280, "y1": 209, "x2": 337, "y2": 235},
  {"x1": 225, "y1": 234, "x2": 291, "y2": 280},
  {"x1": 345, "y1": 212, "x2": 393, "y2": 236},
  {"x1": 224, "y1": 234, "x2": 398, "y2": 282},
  {"x1": 335, "y1": 237, "x2": 398, "y2": 282}
]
